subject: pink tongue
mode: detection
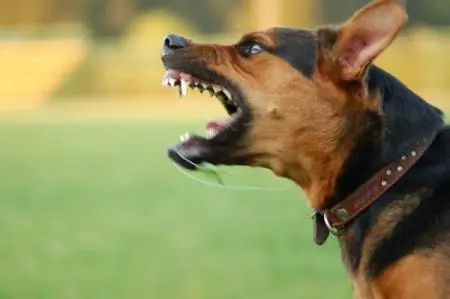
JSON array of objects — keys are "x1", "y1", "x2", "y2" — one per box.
[{"x1": 206, "y1": 118, "x2": 230, "y2": 131}]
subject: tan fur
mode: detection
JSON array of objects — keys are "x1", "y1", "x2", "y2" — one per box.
[
  {"x1": 350, "y1": 254, "x2": 444, "y2": 299},
  {"x1": 358, "y1": 188, "x2": 429, "y2": 271},
  {"x1": 372, "y1": 254, "x2": 445, "y2": 299},
  {"x1": 340, "y1": 189, "x2": 433, "y2": 299}
]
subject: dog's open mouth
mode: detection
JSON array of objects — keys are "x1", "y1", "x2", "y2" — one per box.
[{"x1": 162, "y1": 68, "x2": 249, "y2": 170}]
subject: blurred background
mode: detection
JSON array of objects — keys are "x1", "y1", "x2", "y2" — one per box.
[{"x1": 0, "y1": 1, "x2": 449, "y2": 298}]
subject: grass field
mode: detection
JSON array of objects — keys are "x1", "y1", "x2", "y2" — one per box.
[{"x1": 7, "y1": 98, "x2": 448, "y2": 299}]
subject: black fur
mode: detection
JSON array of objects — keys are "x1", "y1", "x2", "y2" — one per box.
[
  {"x1": 332, "y1": 66, "x2": 448, "y2": 276},
  {"x1": 270, "y1": 28, "x2": 317, "y2": 78},
  {"x1": 367, "y1": 130, "x2": 450, "y2": 277}
]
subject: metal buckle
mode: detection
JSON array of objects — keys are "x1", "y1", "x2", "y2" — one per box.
[{"x1": 323, "y1": 212, "x2": 341, "y2": 236}]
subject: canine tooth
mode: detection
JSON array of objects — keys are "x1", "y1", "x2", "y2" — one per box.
[
  {"x1": 180, "y1": 79, "x2": 188, "y2": 96},
  {"x1": 168, "y1": 78, "x2": 176, "y2": 87},
  {"x1": 212, "y1": 85, "x2": 222, "y2": 93},
  {"x1": 162, "y1": 78, "x2": 169, "y2": 87},
  {"x1": 223, "y1": 89, "x2": 232, "y2": 99}
]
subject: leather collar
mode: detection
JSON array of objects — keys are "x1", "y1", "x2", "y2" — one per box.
[{"x1": 312, "y1": 136, "x2": 435, "y2": 245}]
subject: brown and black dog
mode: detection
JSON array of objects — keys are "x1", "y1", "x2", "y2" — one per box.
[{"x1": 160, "y1": 0, "x2": 450, "y2": 298}]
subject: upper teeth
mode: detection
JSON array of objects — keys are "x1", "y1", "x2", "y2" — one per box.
[
  {"x1": 223, "y1": 89, "x2": 231, "y2": 99},
  {"x1": 180, "y1": 79, "x2": 188, "y2": 97},
  {"x1": 162, "y1": 70, "x2": 238, "y2": 111},
  {"x1": 169, "y1": 78, "x2": 177, "y2": 87}
]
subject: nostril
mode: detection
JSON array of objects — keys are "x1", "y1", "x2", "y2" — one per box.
[
  {"x1": 164, "y1": 34, "x2": 187, "y2": 51},
  {"x1": 164, "y1": 37, "x2": 176, "y2": 49}
]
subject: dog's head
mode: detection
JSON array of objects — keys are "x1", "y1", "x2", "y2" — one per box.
[{"x1": 161, "y1": 0, "x2": 441, "y2": 208}]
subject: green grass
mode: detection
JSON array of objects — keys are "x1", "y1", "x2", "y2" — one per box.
[{"x1": 0, "y1": 115, "x2": 350, "y2": 299}]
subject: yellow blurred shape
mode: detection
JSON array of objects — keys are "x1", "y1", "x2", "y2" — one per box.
[
  {"x1": 124, "y1": 10, "x2": 198, "y2": 48},
  {"x1": 0, "y1": 38, "x2": 87, "y2": 109}
]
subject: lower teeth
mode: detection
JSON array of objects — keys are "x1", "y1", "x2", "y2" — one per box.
[
  {"x1": 180, "y1": 133, "x2": 191, "y2": 142},
  {"x1": 206, "y1": 128, "x2": 218, "y2": 139}
]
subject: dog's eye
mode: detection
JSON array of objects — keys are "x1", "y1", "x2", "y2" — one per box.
[
  {"x1": 248, "y1": 44, "x2": 263, "y2": 55},
  {"x1": 236, "y1": 42, "x2": 264, "y2": 57}
]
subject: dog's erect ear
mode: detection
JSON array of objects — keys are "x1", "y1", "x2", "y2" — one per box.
[{"x1": 317, "y1": 0, "x2": 408, "y2": 82}]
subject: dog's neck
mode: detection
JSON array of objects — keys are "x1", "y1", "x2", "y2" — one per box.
[
  {"x1": 322, "y1": 66, "x2": 444, "y2": 273},
  {"x1": 326, "y1": 66, "x2": 444, "y2": 209}
]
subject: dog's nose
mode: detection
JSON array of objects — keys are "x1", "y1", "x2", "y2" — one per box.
[{"x1": 162, "y1": 34, "x2": 188, "y2": 56}]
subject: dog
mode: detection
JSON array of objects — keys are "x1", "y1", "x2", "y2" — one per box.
[{"x1": 160, "y1": 0, "x2": 450, "y2": 298}]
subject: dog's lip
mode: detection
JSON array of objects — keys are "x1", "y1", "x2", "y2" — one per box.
[{"x1": 167, "y1": 135, "x2": 210, "y2": 170}]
